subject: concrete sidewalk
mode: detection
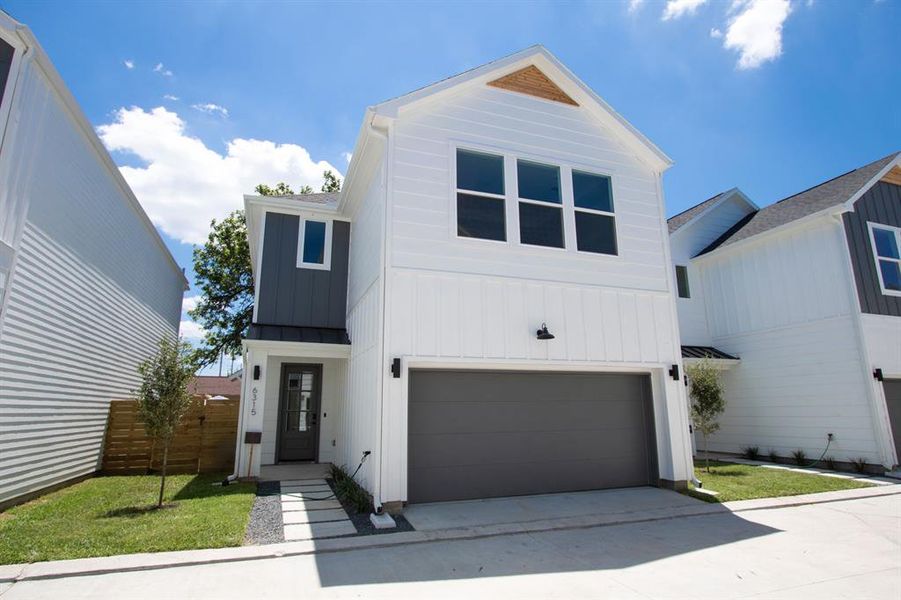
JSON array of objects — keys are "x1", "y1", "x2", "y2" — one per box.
[
  {"x1": 1, "y1": 491, "x2": 898, "y2": 599},
  {"x1": 1, "y1": 484, "x2": 898, "y2": 585}
]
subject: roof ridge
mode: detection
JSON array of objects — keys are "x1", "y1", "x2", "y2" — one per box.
[{"x1": 770, "y1": 151, "x2": 899, "y2": 207}]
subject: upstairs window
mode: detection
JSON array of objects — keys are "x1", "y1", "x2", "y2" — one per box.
[
  {"x1": 0, "y1": 39, "x2": 13, "y2": 108},
  {"x1": 517, "y1": 160, "x2": 563, "y2": 248},
  {"x1": 297, "y1": 218, "x2": 332, "y2": 270},
  {"x1": 870, "y1": 223, "x2": 901, "y2": 295},
  {"x1": 572, "y1": 170, "x2": 617, "y2": 255},
  {"x1": 675, "y1": 265, "x2": 691, "y2": 298},
  {"x1": 456, "y1": 149, "x2": 506, "y2": 241}
]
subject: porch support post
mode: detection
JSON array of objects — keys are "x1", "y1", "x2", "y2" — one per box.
[{"x1": 238, "y1": 346, "x2": 268, "y2": 478}]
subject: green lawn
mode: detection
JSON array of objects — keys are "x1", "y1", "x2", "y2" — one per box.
[
  {"x1": 0, "y1": 474, "x2": 255, "y2": 565},
  {"x1": 689, "y1": 461, "x2": 873, "y2": 503}
]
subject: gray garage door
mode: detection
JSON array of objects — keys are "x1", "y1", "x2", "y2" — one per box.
[
  {"x1": 408, "y1": 370, "x2": 658, "y2": 504},
  {"x1": 885, "y1": 379, "x2": 901, "y2": 463}
]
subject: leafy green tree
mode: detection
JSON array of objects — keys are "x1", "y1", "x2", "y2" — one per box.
[
  {"x1": 321, "y1": 170, "x2": 341, "y2": 192},
  {"x1": 135, "y1": 337, "x2": 195, "y2": 507},
  {"x1": 254, "y1": 182, "x2": 313, "y2": 195},
  {"x1": 189, "y1": 211, "x2": 253, "y2": 367},
  {"x1": 686, "y1": 358, "x2": 726, "y2": 473}
]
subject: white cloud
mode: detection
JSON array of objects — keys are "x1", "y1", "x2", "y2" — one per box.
[
  {"x1": 627, "y1": 0, "x2": 645, "y2": 13},
  {"x1": 710, "y1": 27, "x2": 723, "y2": 38},
  {"x1": 722, "y1": 0, "x2": 792, "y2": 69},
  {"x1": 662, "y1": 0, "x2": 708, "y2": 20},
  {"x1": 163, "y1": 94, "x2": 179, "y2": 101},
  {"x1": 341, "y1": 151, "x2": 353, "y2": 164},
  {"x1": 124, "y1": 60, "x2": 134, "y2": 70},
  {"x1": 191, "y1": 103, "x2": 229, "y2": 118},
  {"x1": 179, "y1": 319, "x2": 205, "y2": 341},
  {"x1": 97, "y1": 106, "x2": 342, "y2": 245},
  {"x1": 154, "y1": 62, "x2": 174, "y2": 77},
  {"x1": 182, "y1": 295, "x2": 201, "y2": 313}
]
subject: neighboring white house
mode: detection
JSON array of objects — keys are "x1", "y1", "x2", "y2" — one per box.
[
  {"x1": 0, "y1": 14, "x2": 187, "y2": 507},
  {"x1": 238, "y1": 46, "x2": 694, "y2": 512},
  {"x1": 669, "y1": 153, "x2": 901, "y2": 471}
]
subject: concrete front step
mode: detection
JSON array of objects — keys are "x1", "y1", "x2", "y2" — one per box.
[
  {"x1": 281, "y1": 489, "x2": 335, "y2": 499},
  {"x1": 282, "y1": 508, "x2": 349, "y2": 525},
  {"x1": 280, "y1": 497, "x2": 343, "y2": 511},
  {"x1": 283, "y1": 520, "x2": 358, "y2": 541}
]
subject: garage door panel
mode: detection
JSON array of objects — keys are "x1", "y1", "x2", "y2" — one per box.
[
  {"x1": 408, "y1": 370, "x2": 657, "y2": 503},
  {"x1": 409, "y1": 428, "x2": 647, "y2": 468}
]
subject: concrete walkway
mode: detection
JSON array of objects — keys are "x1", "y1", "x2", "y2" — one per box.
[{"x1": 2, "y1": 491, "x2": 898, "y2": 599}]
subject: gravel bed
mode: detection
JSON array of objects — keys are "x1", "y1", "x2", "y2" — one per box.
[
  {"x1": 326, "y1": 478, "x2": 416, "y2": 536},
  {"x1": 243, "y1": 481, "x2": 284, "y2": 545}
]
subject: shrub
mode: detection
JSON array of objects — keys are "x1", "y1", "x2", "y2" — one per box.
[
  {"x1": 823, "y1": 456, "x2": 837, "y2": 470},
  {"x1": 329, "y1": 464, "x2": 372, "y2": 514},
  {"x1": 768, "y1": 449, "x2": 779, "y2": 463},
  {"x1": 849, "y1": 457, "x2": 868, "y2": 474},
  {"x1": 686, "y1": 359, "x2": 725, "y2": 473},
  {"x1": 792, "y1": 449, "x2": 807, "y2": 466},
  {"x1": 743, "y1": 446, "x2": 760, "y2": 460}
]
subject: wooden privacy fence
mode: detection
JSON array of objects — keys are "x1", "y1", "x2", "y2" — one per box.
[{"x1": 101, "y1": 397, "x2": 239, "y2": 475}]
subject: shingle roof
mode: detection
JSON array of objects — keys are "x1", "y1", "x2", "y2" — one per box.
[
  {"x1": 188, "y1": 376, "x2": 241, "y2": 397},
  {"x1": 278, "y1": 192, "x2": 340, "y2": 206},
  {"x1": 667, "y1": 190, "x2": 729, "y2": 233},
  {"x1": 698, "y1": 152, "x2": 899, "y2": 255}
]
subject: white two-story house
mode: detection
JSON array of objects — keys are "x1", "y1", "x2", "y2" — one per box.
[
  {"x1": 237, "y1": 46, "x2": 694, "y2": 511},
  {"x1": 669, "y1": 153, "x2": 901, "y2": 472}
]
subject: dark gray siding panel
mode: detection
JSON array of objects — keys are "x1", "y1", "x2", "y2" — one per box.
[
  {"x1": 843, "y1": 182, "x2": 901, "y2": 316},
  {"x1": 408, "y1": 370, "x2": 658, "y2": 503},
  {"x1": 885, "y1": 379, "x2": 901, "y2": 463},
  {"x1": 257, "y1": 213, "x2": 349, "y2": 329}
]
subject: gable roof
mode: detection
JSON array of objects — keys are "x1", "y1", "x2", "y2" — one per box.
[
  {"x1": 369, "y1": 45, "x2": 673, "y2": 173},
  {"x1": 697, "y1": 151, "x2": 901, "y2": 256},
  {"x1": 667, "y1": 191, "x2": 728, "y2": 233}
]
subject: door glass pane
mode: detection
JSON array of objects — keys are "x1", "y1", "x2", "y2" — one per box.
[
  {"x1": 302, "y1": 220, "x2": 327, "y2": 264},
  {"x1": 288, "y1": 374, "x2": 300, "y2": 388},
  {"x1": 457, "y1": 193, "x2": 506, "y2": 241},
  {"x1": 457, "y1": 149, "x2": 504, "y2": 195},
  {"x1": 285, "y1": 411, "x2": 301, "y2": 432},
  {"x1": 517, "y1": 160, "x2": 560, "y2": 204},
  {"x1": 576, "y1": 211, "x2": 617, "y2": 255},
  {"x1": 519, "y1": 202, "x2": 564, "y2": 248},
  {"x1": 286, "y1": 389, "x2": 301, "y2": 411},
  {"x1": 573, "y1": 171, "x2": 614, "y2": 213},
  {"x1": 301, "y1": 373, "x2": 313, "y2": 392},
  {"x1": 880, "y1": 260, "x2": 901, "y2": 291},
  {"x1": 874, "y1": 227, "x2": 900, "y2": 259}
]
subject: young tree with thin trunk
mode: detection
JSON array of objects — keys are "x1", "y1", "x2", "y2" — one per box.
[
  {"x1": 135, "y1": 337, "x2": 196, "y2": 507},
  {"x1": 686, "y1": 358, "x2": 725, "y2": 473}
]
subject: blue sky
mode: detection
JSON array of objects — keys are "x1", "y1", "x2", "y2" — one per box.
[{"x1": 4, "y1": 0, "x2": 899, "y2": 365}]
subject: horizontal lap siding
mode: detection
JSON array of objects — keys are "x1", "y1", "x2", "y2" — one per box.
[
  {"x1": 0, "y1": 65, "x2": 182, "y2": 505},
  {"x1": 390, "y1": 86, "x2": 668, "y2": 291}
]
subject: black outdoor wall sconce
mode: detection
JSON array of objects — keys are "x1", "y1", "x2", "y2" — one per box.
[
  {"x1": 669, "y1": 364, "x2": 680, "y2": 381},
  {"x1": 536, "y1": 323, "x2": 555, "y2": 340},
  {"x1": 391, "y1": 358, "x2": 401, "y2": 378},
  {"x1": 874, "y1": 368, "x2": 884, "y2": 382},
  {"x1": 253, "y1": 365, "x2": 261, "y2": 380}
]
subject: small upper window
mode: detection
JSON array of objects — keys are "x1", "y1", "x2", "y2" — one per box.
[
  {"x1": 572, "y1": 170, "x2": 617, "y2": 255},
  {"x1": 0, "y1": 39, "x2": 13, "y2": 108},
  {"x1": 675, "y1": 265, "x2": 690, "y2": 298},
  {"x1": 870, "y1": 224, "x2": 901, "y2": 295},
  {"x1": 456, "y1": 149, "x2": 506, "y2": 241},
  {"x1": 297, "y1": 218, "x2": 331, "y2": 270},
  {"x1": 517, "y1": 160, "x2": 563, "y2": 248}
]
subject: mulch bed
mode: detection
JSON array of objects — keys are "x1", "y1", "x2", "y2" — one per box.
[{"x1": 326, "y1": 478, "x2": 415, "y2": 536}]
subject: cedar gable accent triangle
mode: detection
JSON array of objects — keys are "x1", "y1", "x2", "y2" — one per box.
[
  {"x1": 881, "y1": 165, "x2": 901, "y2": 187},
  {"x1": 487, "y1": 65, "x2": 579, "y2": 106}
]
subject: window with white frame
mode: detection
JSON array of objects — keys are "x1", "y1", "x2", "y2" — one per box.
[
  {"x1": 572, "y1": 170, "x2": 617, "y2": 255},
  {"x1": 456, "y1": 149, "x2": 506, "y2": 241},
  {"x1": 869, "y1": 223, "x2": 901, "y2": 295},
  {"x1": 0, "y1": 38, "x2": 13, "y2": 108},
  {"x1": 296, "y1": 218, "x2": 332, "y2": 270},
  {"x1": 517, "y1": 159, "x2": 564, "y2": 248}
]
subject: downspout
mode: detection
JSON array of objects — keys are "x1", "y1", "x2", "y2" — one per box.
[
  {"x1": 222, "y1": 343, "x2": 249, "y2": 485},
  {"x1": 367, "y1": 117, "x2": 390, "y2": 511}
]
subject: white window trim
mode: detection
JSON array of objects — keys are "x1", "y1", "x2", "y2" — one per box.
[
  {"x1": 450, "y1": 142, "x2": 620, "y2": 258},
  {"x1": 0, "y1": 24, "x2": 25, "y2": 163},
  {"x1": 515, "y1": 158, "x2": 566, "y2": 251},
  {"x1": 296, "y1": 217, "x2": 333, "y2": 271},
  {"x1": 868, "y1": 222, "x2": 901, "y2": 297}
]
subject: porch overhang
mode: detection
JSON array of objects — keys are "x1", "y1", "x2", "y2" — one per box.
[{"x1": 681, "y1": 345, "x2": 740, "y2": 368}]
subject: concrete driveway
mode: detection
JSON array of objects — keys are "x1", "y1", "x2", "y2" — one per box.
[
  {"x1": 2, "y1": 492, "x2": 898, "y2": 599},
  {"x1": 403, "y1": 486, "x2": 701, "y2": 531}
]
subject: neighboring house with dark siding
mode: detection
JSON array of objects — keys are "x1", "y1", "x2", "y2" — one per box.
[
  {"x1": 669, "y1": 152, "x2": 901, "y2": 472},
  {"x1": 0, "y1": 14, "x2": 187, "y2": 507},
  {"x1": 237, "y1": 46, "x2": 696, "y2": 512}
]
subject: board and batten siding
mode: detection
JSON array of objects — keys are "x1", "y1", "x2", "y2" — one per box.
[
  {"x1": 843, "y1": 181, "x2": 901, "y2": 317},
  {"x1": 371, "y1": 83, "x2": 693, "y2": 504},
  {"x1": 696, "y1": 218, "x2": 883, "y2": 461},
  {"x1": 256, "y1": 213, "x2": 349, "y2": 329},
  {"x1": 0, "y1": 57, "x2": 183, "y2": 506}
]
